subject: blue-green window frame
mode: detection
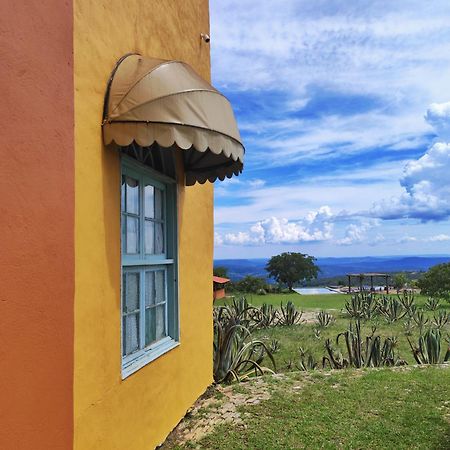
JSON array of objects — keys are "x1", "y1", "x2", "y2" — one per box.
[{"x1": 121, "y1": 156, "x2": 179, "y2": 379}]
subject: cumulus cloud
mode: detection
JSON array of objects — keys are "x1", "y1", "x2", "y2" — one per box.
[
  {"x1": 426, "y1": 234, "x2": 450, "y2": 242},
  {"x1": 369, "y1": 103, "x2": 450, "y2": 221},
  {"x1": 424, "y1": 102, "x2": 450, "y2": 140},
  {"x1": 214, "y1": 232, "x2": 224, "y2": 246},
  {"x1": 396, "y1": 234, "x2": 450, "y2": 244},
  {"x1": 397, "y1": 236, "x2": 417, "y2": 244},
  {"x1": 336, "y1": 220, "x2": 380, "y2": 246},
  {"x1": 216, "y1": 207, "x2": 334, "y2": 246}
]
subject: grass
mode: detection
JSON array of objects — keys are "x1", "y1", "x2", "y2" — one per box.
[
  {"x1": 166, "y1": 293, "x2": 450, "y2": 448},
  {"x1": 196, "y1": 366, "x2": 450, "y2": 449},
  {"x1": 216, "y1": 291, "x2": 450, "y2": 310},
  {"x1": 215, "y1": 292, "x2": 348, "y2": 309},
  {"x1": 254, "y1": 316, "x2": 436, "y2": 371}
]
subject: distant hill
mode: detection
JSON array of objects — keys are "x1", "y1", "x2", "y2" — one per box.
[{"x1": 214, "y1": 255, "x2": 450, "y2": 282}]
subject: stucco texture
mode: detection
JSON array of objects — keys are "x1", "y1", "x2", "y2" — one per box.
[
  {"x1": 74, "y1": 1, "x2": 213, "y2": 449},
  {"x1": 0, "y1": 1, "x2": 74, "y2": 449}
]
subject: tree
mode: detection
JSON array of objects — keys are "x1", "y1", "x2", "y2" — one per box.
[
  {"x1": 213, "y1": 266, "x2": 229, "y2": 278},
  {"x1": 235, "y1": 275, "x2": 267, "y2": 293},
  {"x1": 265, "y1": 252, "x2": 319, "y2": 291},
  {"x1": 417, "y1": 263, "x2": 450, "y2": 301},
  {"x1": 393, "y1": 273, "x2": 408, "y2": 292}
]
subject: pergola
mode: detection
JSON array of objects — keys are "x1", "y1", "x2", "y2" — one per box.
[{"x1": 346, "y1": 273, "x2": 390, "y2": 294}]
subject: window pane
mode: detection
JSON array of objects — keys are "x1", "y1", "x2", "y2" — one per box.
[
  {"x1": 144, "y1": 184, "x2": 154, "y2": 218},
  {"x1": 155, "y1": 270, "x2": 165, "y2": 303},
  {"x1": 126, "y1": 177, "x2": 139, "y2": 214},
  {"x1": 145, "y1": 271, "x2": 155, "y2": 307},
  {"x1": 155, "y1": 222, "x2": 164, "y2": 254},
  {"x1": 155, "y1": 188, "x2": 163, "y2": 219},
  {"x1": 145, "y1": 220, "x2": 154, "y2": 254},
  {"x1": 145, "y1": 308, "x2": 156, "y2": 345},
  {"x1": 123, "y1": 313, "x2": 139, "y2": 356},
  {"x1": 126, "y1": 216, "x2": 139, "y2": 254},
  {"x1": 155, "y1": 304, "x2": 166, "y2": 341},
  {"x1": 123, "y1": 272, "x2": 139, "y2": 312}
]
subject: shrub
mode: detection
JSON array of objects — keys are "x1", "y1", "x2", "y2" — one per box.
[
  {"x1": 234, "y1": 275, "x2": 268, "y2": 294},
  {"x1": 417, "y1": 263, "x2": 450, "y2": 301}
]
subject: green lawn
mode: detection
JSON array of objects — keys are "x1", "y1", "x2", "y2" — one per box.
[
  {"x1": 196, "y1": 366, "x2": 450, "y2": 449},
  {"x1": 216, "y1": 292, "x2": 450, "y2": 372},
  {"x1": 217, "y1": 291, "x2": 449, "y2": 311},
  {"x1": 254, "y1": 316, "x2": 442, "y2": 371},
  {"x1": 216, "y1": 292, "x2": 347, "y2": 309},
  {"x1": 165, "y1": 293, "x2": 450, "y2": 449}
]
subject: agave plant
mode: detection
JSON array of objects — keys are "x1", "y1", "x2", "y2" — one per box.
[
  {"x1": 413, "y1": 310, "x2": 429, "y2": 331},
  {"x1": 407, "y1": 328, "x2": 450, "y2": 364},
  {"x1": 313, "y1": 327, "x2": 322, "y2": 340},
  {"x1": 397, "y1": 290, "x2": 416, "y2": 313},
  {"x1": 424, "y1": 297, "x2": 441, "y2": 311},
  {"x1": 344, "y1": 292, "x2": 378, "y2": 320},
  {"x1": 323, "y1": 338, "x2": 347, "y2": 369},
  {"x1": 403, "y1": 318, "x2": 415, "y2": 336},
  {"x1": 324, "y1": 320, "x2": 406, "y2": 369},
  {"x1": 378, "y1": 296, "x2": 407, "y2": 323},
  {"x1": 269, "y1": 338, "x2": 281, "y2": 354},
  {"x1": 432, "y1": 310, "x2": 449, "y2": 329},
  {"x1": 297, "y1": 347, "x2": 319, "y2": 371},
  {"x1": 213, "y1": 305, "x2": 276, "y2": 383},
  {"x1": 278, "y1": 301, "x2": 303, "y2": 326},
  {"x1": 406, "y1": 304, "x2": 418, "y2": 319},
  {"x1": 316, "y1": 310, "x2": 334, "y2": 328},
  {"x1": 253, "y1": 303, "x2": 278, "y2": 328}
]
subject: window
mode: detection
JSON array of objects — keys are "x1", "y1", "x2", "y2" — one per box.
[{"x1": 121, "y1": 157, "x2": 178, "y2": 377}]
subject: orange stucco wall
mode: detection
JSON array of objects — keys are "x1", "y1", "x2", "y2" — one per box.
[
  {"x1": 0, "y1": 2, "x2": 74, "y2": 450},
  {"x1": 214, "y1": 288, "x2": 226, "y2": 300}
]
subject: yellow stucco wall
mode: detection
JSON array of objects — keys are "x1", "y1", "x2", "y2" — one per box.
[{"x1": 74, "y1": 1, "x2": 213, "y2": 448}]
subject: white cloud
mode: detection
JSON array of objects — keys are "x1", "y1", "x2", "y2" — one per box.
[
  {"x1": 397, "y1": 236, "x2": 418, "y2": 244},
  {"x1": 214, "y1": 232, "x2": 224, "y2": 246},
  {"x1": 426, "y1": 234, "x2": 450, "y2": 242},
  {"x1": 247, "y1": 179, "x2": 266, "y2": 188},
  {"x1": 370, "y1": 135, "x2": 450, "y2": 221},
  {"x1": 217, "y1": 207, "x2": 334, "y2": 246},
  {"x1": 336, "y1": 219, "x2": 380, "y2": 246},
  {"x1": 425, "y1": 101, "x2": 450, "y2": 140},
  {"x1": 244, "y1": 112, "x2": 431, "y2": 168}
]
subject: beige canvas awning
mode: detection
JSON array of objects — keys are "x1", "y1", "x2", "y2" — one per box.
[{"x1": 102, "y1": 53, "x2": 244, "y2": 185}]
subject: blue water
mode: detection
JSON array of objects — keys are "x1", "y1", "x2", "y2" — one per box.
[{"x1": 293, "y1": 287, "x2": 338, "y2": 295}]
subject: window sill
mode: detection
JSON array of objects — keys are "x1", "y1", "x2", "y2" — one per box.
[{"x1": 122, "y1": 337, "x2": 179, "y2": 379}]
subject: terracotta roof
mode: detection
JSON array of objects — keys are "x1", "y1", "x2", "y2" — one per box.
[{"x1": 213, "y1": 276, "x2": 230, "y2": 284}]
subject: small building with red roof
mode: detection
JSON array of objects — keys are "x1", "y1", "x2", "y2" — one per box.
[{"x1": 213, "y1": 276, "x2": 231, "y2": 300}]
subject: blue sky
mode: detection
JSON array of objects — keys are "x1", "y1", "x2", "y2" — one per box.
[{"x1": 210, "y1": 0, "x2": 450, "y2": 259}]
